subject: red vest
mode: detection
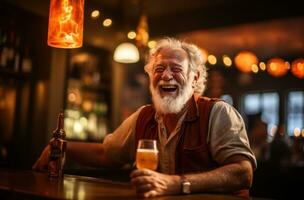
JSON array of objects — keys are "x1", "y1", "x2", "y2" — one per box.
[{"x1": 135, "y1": 96, "x2": 249, "y2": 198}]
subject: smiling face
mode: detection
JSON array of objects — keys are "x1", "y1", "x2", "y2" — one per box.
[
  {"x1": 149, "y1": 47, "x2": 197, "y2": 114},
  {"x1": 152, "y1": 48, "x2": 189, "y2": 98}
]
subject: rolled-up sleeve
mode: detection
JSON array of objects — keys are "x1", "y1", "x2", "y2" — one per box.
[
  {"x1": 102, "y1": 106, "x2": 145, "y2": 166},
  {"x1": 208, "y1": 101, "x2": 257, "y2": 169}
]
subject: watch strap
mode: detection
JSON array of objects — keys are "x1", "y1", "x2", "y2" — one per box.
[{"x1": 180, "y1": 175, "x2": 191, "y2": 194}]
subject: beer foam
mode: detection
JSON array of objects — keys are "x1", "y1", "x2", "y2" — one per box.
[{"x1": 137, "y1": 149, "x2": 158, "y2": 153}]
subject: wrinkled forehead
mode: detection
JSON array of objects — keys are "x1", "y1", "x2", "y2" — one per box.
[{"x1": 154, "y1": 47, "x2": 188, "y2": 64}]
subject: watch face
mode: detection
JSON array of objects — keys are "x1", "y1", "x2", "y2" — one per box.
[{"x1": 182, "y1": 181, "x2": 191, "y2": 194}]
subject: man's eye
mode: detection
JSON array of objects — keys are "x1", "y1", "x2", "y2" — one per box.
[
  {"x1": 154, "y1": 67, "x2": 164, "y2": 73},
  {"x1": 172, "y1": 67, "x2": 182, "y2": 72}
]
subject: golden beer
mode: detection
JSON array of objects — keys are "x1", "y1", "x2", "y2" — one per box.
[{"x1": 136, "y1": 149, "x2": 158, "y2": 170}]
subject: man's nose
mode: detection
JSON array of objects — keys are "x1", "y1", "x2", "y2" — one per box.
[{"x1": 161, "y1": 68, "x2": 173, "y2": 80}]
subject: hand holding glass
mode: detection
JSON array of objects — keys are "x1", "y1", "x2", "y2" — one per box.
[{"x1": 136, "y1": 139, "x2": 158, "y2": 170}]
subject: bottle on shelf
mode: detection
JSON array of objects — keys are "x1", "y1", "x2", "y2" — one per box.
[
  {"x1": 0, "y1": 28, "x2": 4, "y2": 67},
  {"x1": 13, "y1": 36, "x2": 21, "y2": 72},
  {"x1": 21, "y1": 44, "x2": 32, "y2": 73},
  {"x1": 0, "y1": 28, "x2": 8, "y2": 68},
  {"x1": 5, "y1": 30, "x2": 16, "y2": 70},
  {"x1": 48, "y1": 111, "x2": 67, "y2": 179}
]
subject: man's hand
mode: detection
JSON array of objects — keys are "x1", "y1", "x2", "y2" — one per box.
[
  {"x1": 32, "y1": 145, "x2": 50, "y2": 171},
  {"x1": 130, "y1": 169, "x2": 181, "y2": 198}
]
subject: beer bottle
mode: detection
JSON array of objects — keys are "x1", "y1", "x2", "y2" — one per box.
[{"x1": 48, "y1": 111, "x2": 67, "y2": 179}]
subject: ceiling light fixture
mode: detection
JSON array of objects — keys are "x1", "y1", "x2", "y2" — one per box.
[
  {"x1": 291, "y1": 58, "x2": 304, "y2": 79},
  {"x1": 113, "y1": 42, "x2": 140, "y2": 63},
  {"x1": 234, "y1": 51, "x2": 258, "y2": 73},
  {"x1": 113, "y1": 0, "x2": 149, "y2": 64},
  {"x1": 267, "y1": 57, "x2": 289, "y2": 77}
]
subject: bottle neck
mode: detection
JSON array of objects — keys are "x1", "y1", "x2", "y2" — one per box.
[{"x1": 53, "y1": 111, "x2": 66, "y2": 139}]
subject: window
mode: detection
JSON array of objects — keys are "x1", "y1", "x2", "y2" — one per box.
[
  {"x1": 287, "y1": 91, "x2": 304, "y2": 136},
  {"x1": 221, "y1": 94, "x2": 233, "y2": 106},
  {"x1": 243, "y1": 92, "x2": 279, "y2": 139},
  {"x1": 244, "y1": 94, "x2": 260, "y2": 115}
]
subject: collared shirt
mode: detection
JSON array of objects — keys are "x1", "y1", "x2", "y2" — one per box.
[
  {"x1": 103, "y1": 100, "x2": 257, "y2": 173},
  {"x1": 156, "y1": 111, "x2": 187, "y2": 174}
]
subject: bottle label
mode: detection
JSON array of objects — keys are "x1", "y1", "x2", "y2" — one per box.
[
  {"x1": 50, "y1": 145, "x2": 61, "y2": 160},
  {"x1": 48, "y1": 139, "x2": 64, "y2": 178},
  {"x1": 48, "y1": 111, "x2": 66, "y2": 179}
]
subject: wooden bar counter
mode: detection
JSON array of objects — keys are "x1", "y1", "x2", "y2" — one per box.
[{"x1": 0, "y1": 168, "x2": 256, "y2": 200}]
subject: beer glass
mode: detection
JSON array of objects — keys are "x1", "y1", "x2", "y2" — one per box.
[{"x1": 136, "y1": 139, "x2": 158, "y2": 170}]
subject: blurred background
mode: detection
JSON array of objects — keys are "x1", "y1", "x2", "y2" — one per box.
[{"x1": 0, "y1": 0, "x2": 303, "y2": 199}]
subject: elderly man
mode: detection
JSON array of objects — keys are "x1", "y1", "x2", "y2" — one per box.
[{"x1": 33, "y1": 38, "x2": 256, "y2": 198}]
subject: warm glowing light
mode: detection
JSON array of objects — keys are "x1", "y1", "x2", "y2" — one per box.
[
  {"x1": 66, "y1": 109, "x2": 80, "y2": 119},
  {"x1": 47, "y1": 0, "x2": 84, "y2": 48},
  {"x1": 87, "y1": 114, "x2": 97, "y2": 132},
  {"x1": 73, "y1": 120, "x2": 83, "y2": 133},
  {"x1": 113, "y1": 42, "x2": 140, "y2": 63},
  {"x1": 64, "y1": 180, "x2": 75, "y2": 199},
  {"x1": 301, "y1": 129, "x2": 304, "y2": 137},
  {"x1": 72, "y1": 53, "x2": 90, "y2": 64},
  {"x1": 136, "y1": 14, "x2": 149, "y2": 48},
  {"x1": 91, "y1": 10, "x2": 100, "y2": 19},
  {"x1": 267, "y1": 57, "x2": 289, "y2": 77},
  {"x1": 259, "y1": 62, "x2": 266, "y2": 71},
  {"x1": 127, "y1": 31, "x2": 137, "y2": 39},
  {"x1": 36, "y1": 81, "x2": 45, "y2": 110},
  {"x1": 234, "y1": 51, "x2": 258, "y2": 74},
  {"x1": 0, "y1": 87, "x2": 16, "y2": 135},
  {"x1": 82, "y1": 100, "x2": 93, "y2": 112},
  {"x1": 77, "y1": 186, "x2": 86, "y2": 200},
  {"x1": 68, "y1": 92, "x2": 76, "y2": 103},
  {"x1": 208, "y1": 55, "x2": 217, "y2": 65},
  {"x1": 222, "y1": 55, "x2": 232, "y2": 67},
  {"x1": 103, "y1": 18, "x2": 112, "y2": 27},
  {"x1": 79, "y1": 117, "x2": 88, "y2": 127},
  {"x1": 291, "y1": 58, "x2": 304, "y2": 79},
  {"x1": 68, "y1": 88, "x2": 82, "y2": 105},
  {"x1": 294, "y1": 128, "x2": 301, "y2": 137},
  {"x1": 199, "y1": 48, "x2": 208, "y2": 64},
  {"x1": 64, "y1": 118, "x2": 73, "y2": 138},
  {"x1": 251, "y1": 64, "x2": 259, "y2": 73},
  {"x1": 148, "y1": 40, "x2": 156, "y2": 49}
]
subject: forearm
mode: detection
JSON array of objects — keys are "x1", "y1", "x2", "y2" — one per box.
[
  {"x1": 67, "y1": 141, "x2": 110, "y2": 167},
  {"x1": 184, "y1": 160, "x2": 253, "y2": 194}
]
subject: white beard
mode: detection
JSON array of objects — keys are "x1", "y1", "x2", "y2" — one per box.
[{"x1": 150, "y1": 74, "x2": 195, "y2": 114}]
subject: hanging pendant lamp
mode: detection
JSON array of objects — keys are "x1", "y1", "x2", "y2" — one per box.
[
  {"x1": 113, "y1": 0, "x2": 149, "y2": 64},
  {"x1": 113, "y1": 42, "x2": 140, "y2": 64},
  {"x1": 47, "y1": 0, "x2": 85, "y2": 48}
]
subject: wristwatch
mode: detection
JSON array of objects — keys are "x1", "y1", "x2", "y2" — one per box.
[{"x1": 180, "y1": 176, "x2": 191, "y2": 194}]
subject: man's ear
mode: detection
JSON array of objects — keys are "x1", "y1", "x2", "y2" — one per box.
[{"x1": 192, "y1": 71, "x2": 200, "y2": 87}]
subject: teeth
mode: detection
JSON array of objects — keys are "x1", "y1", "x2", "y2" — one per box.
[{"x1": 161, "y1": 85, "x2": 177, "y2": 89}]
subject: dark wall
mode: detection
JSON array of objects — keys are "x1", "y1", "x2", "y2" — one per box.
[{"x1": 0, "y1": 2, "x2": 52, "y2": 169}]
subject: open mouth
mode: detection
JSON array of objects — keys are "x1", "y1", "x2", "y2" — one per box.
[{"x1": 159, "y1": 85, "x2": 178, "y2": 93}]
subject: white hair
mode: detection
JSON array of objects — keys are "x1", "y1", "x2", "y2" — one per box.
[{"x1": 144, "y1": 37, "x2": 207, "y2": 95}]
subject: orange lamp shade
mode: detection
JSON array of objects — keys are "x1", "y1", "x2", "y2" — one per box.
[
  {"x1": 234, "y1": 51, "x2": 258, "y2": 73},
  {"x1": 266, "y1": 57, "x2": 289, "y2": 77},
  {"x1": 47, "y1": 0, "x2": 85, "y2": 48},
  {"x1": 291, "y1": 58, "x2": 304, "y2": 79}
]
